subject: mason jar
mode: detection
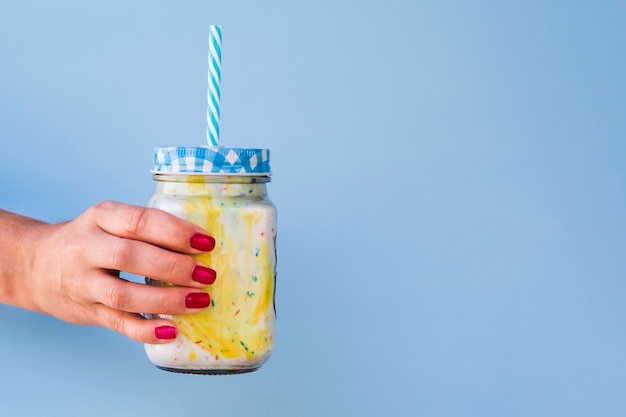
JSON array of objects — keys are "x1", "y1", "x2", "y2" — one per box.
[{"x1": 144, "y1": 146, "x2": 276, "y2": 374}]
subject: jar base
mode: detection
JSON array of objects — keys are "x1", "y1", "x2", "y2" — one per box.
[{"x1": 156, "y1": 365, "x2": 261, "y2": 375}]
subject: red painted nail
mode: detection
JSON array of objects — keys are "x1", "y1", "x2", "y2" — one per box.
[
  {"x1": 192, "y1": 266, "x2": 217, "y2": 285},
  {"x1": 185, "y1": 292, "x2": 211, "y2": 309},
  {"x1": 155, "y1": 325, "x2": 177, "y2": 340},
  {"x1": 190, "y1": 233, "x2": 215, "y2": 251}
]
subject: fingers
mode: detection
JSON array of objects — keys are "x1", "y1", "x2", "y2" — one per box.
[
  {"x1": 87, "y1": 201, "x2": 215, "y2": 254},
  {"x1": 82, "y1": 201, "x2": 217, "y2": 288},
  {"x1": 75, "y1": 201, "x2": 218, "y2": 344},
  {"x1": 90, "y1": 304, "x2": 179, "y2": 344},
  {"x1": 88, "y1": 273, "x2": 212, "y2": 315},
  {"x1": 88, "y1": 234, "x2": 216, "y2": 288},
  {"x1": 87, "y1": 273, "x2": 212, "y2": 344}
]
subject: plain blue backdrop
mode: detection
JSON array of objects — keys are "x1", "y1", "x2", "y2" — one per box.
[{"x1": 1, "y1": 0, "x2": 625, "y2": 416}]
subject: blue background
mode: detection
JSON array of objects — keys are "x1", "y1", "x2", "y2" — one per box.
[{"x1": 1, "y1": 0, "x2": 625, "y2": 415}]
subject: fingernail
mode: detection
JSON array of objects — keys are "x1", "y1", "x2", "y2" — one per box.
[
  {"x1": 185, "y1": 292, "x2": 211, "y2": 309},
  {"x1": 192, "y1": 266, "x2": 217, "y2": 285},
  {"x1": 190, "y1": 233, "x2": 216, "y2": 251},
  {"x1": 155, "y1": 325, "x2": 177, "y2": 340}
]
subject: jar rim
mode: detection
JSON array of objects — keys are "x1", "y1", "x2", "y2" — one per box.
[
  {"x1": 152, "y1": 173, "x2": 271, "y2": 183},
  {"x1": 150, "y1": 170, "x2": 271, "y2": 176}
]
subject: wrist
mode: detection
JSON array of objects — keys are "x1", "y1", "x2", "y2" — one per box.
[{"x1": 0, "y1": 210, "x2": 47, "y2": 309}]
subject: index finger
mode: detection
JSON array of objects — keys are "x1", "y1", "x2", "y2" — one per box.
[{"x1": 86, "y1": 201, "x2": 215, "y2": 253}]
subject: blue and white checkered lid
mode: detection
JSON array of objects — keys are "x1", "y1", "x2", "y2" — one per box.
[{"x1": 153, "y1": 146, "x2": 271, "y2": 175}]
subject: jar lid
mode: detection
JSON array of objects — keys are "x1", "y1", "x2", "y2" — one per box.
[{"x1": 153, "y1": 146, "x2": 271, "y2": 175}]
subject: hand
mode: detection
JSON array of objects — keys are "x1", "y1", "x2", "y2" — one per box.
[{"x1": 17, "y1": 201, "x2": 216, "y2": 343}]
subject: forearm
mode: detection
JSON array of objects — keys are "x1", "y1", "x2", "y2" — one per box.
[{"x1": 0, "y1": 209, "x2": 46, "y2": 308}]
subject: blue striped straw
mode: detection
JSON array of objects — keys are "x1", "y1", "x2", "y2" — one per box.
[{"x1": 207, "y1": 25, "x2": 222, "y2": 147}]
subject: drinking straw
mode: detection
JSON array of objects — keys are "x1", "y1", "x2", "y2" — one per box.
[{"x1": 207, "y1": 25, "x2": 222, "y2": 147}]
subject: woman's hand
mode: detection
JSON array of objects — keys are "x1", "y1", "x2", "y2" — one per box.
[{"x1": 2, "y1": 201, "x2": 216, "y2": 344}]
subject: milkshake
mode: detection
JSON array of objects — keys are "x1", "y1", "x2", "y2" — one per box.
[{"x1": 145, "y1": 147, "x2": 276, "y2": 374}]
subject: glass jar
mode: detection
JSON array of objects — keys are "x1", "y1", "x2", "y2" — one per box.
[{"x1": 144, "y1": 147, "x2": 276, "y2": 374}]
